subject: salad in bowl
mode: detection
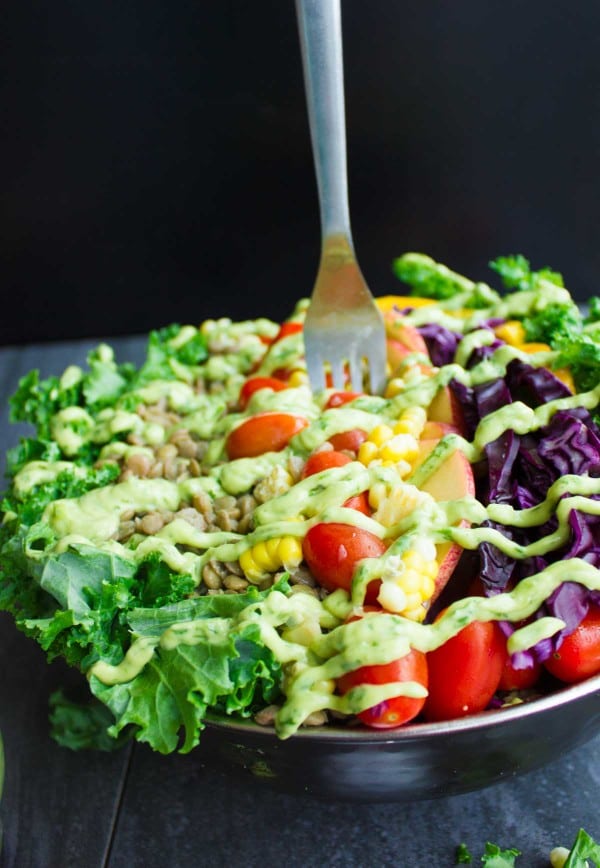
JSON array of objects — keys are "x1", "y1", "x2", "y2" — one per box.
[{"x1": 1, "y1": 252, "x2": 600, "y2": 756}]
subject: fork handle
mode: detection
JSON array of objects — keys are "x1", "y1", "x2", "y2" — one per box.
[{"x1": 295, "y1": 0, "x2": 352, "y2": 243}]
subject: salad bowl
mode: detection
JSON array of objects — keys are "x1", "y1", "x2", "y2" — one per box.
[
  {"x1": 2, "y1": 252, "x2": 600, "y2": 807},
  {"x1": 204, "y1": 672, "x2": 600, "y2": 802}
]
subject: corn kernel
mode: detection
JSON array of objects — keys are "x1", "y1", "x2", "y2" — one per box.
[
  {"x1": 289, "y1": 370, "x2": 309, "y2": 387},
  {"x1": 385, "y1": 378, "x2": 405, "y2": 398},
  {"x1": 278, "y1": 536, "x2": 303, "y2": 569},
  {"x1": 369, "y1": 424, "x2": 395, "y2": 447},
  {"x1": 358, "y1": 441, "x2": 380, "y2": 465}
]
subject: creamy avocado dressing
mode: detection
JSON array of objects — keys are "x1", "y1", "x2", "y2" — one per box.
[{"x1": 9, "y1": 282, "x2": 600, "y2": 741}]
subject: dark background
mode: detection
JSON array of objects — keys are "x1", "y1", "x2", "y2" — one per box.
[{"x1": 1, "y1": 1, "x2": 600, "y2": 346}]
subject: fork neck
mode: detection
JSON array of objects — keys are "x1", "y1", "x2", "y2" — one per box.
[{"x1": 296, "y1": 0, "x2": 353, "y2": 244}]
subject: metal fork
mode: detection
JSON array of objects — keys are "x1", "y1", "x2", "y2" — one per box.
[{"x1": 295, "y1": 0, "x2": 386, "y2": 395}]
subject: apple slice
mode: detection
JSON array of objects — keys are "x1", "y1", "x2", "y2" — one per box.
[
  {"x1": 421, "y1": 420, "x2": 460, "y2": 439},
  {"x1": 427, "y1": 384, "x2": 467, "y2": 435},
  {"x1": 413, "y1": 438, "x2": 474, "y2": 603}
]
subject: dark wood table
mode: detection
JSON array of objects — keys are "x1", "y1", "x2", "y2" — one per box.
[{"x1": 1, "y1": 337, "x2": 599, "y2": 868}]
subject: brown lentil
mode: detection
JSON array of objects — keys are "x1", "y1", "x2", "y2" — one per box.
[
  {"x1": 223, "y1": 575, "x2": 249, "y2": 592},
  {"x1": 137, "y1": 512, "x2": 165, "y2": 535}
]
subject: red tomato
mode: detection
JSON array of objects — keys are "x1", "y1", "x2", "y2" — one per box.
[
  {"x1": 301, "y1": 450, "x2": 352, "y2": 479},
  {"x1": 338, "y1": 627, "x2": 428, "y2": 729},
  {"x1": 328, "y1": 429, "x2": 368, "y2": 453},
  {"x1": 302, "y1": 523, "x2": 386, "y2": 599},
  {"x1": 422, "y1": 615, "x2": 505, "y2": 722},
  {"x1": 301, "y1": 452, "x2": 371, "y2": 515},
  {"x1": 270, "y1": 367, "x2": 292, "y2": 382},
  {"x1": 343, "y1": 492, "x2": 372, "y2": 516},
  {"x1": 274, "y1": 322, "x2": 303, "y2": 342},
  {"x1": 226, "y1": 413, "x2": 308, "y2": 460},
  {"x1": 325, "y1": 391, "x2": 363, "y2": 409},
  {"x1": 498, "y1": 652, "x2": 542, "y2": 691},
  {"x1": 543, "y1": 605, "x2": 600, "y2": 683},
  {"x1": 238, "y1": 376, "x2": 288, "y2": 410}
]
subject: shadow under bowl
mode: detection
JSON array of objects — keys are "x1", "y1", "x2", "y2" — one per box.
[{"x1": 204, "y1": 673, "x2": 600, "y2": 802}]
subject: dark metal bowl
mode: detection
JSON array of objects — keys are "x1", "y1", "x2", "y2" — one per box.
[{"x1": 204, "y1": 673, "x2": 600, "y2": 802}]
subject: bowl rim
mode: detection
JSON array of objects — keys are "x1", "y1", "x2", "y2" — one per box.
[{"x1": 205, "y1": 671, "x2": 600, "y2": 743}]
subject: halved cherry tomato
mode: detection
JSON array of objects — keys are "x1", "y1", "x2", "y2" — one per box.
[
  {"x1": 302, "y1": 522, "x2": 386, "y2": 600},
  {"x1": 301, "y1": 450, "x2": 351, "y2": 478},
  {"x1": 498, "y1": 652, "x2": 542, "y2": 691},
  {"x1": 301, "y1": 451, "x2": 371, "y2": 515},
  {"x1": 225, "y1": 412, "x2": 308, "y2": 460},
  {"x1": 342, "y1": 492, "x2": 372, "y2": 516},
  {"x1": 543, "y1": 605, "x2": 600, "y2": 684},
  {"x1": 325, "y1": 391, "x2": 363, "y2": 409},
  {"x1": 274, "y1": 322, "x2": 303, "y2": 342},
  {"x1": 238, "y1": 376, "x2": 288, "y2": 410},
  {"x1": 328, "y1": 428, "x2": 368, "y2": 453},
  {"x1": 338, "y1": 611, "x2": 428, "y2": 728},
  {"x1": 422, "y1": 613, "x2": 505, "y2": 722}
]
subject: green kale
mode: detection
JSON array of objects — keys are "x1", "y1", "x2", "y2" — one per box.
[
  {"x1": 489, "y1": 254, "x2": 564, "y2": 291},
  {"x1": 49, "y1": 689, "x2": 130, "y2": 752},
  {"x1": 563, "y1": 827, "x2": 600, "y2": 867},
  {"x1": 455, "y1": 842, "x2": 472, "y2": 863},
  {"x1": 133, "y1": 324, "x2": 208, "y2": 386},
  {"x1": 480, "y1": 842, "x2": 521, "y2": 867},
  {"x1": 585, "y1": 296, "x2": 600, "y2": 324},
  {"x1": 392, "y1": 253, "x2": 500, "y2": 306},
  {"x1": 521, "y1": 302, "x2": 582, "y2": 345},
  {"x1": 1, "y1": 463, "x2": 120, "y2": 529}
]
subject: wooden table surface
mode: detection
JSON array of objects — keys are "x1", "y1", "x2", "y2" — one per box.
[{"x1": 1, "y1": 336, "x2": 599, "y2": 868}]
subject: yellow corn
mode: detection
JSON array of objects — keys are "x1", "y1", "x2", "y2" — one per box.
[
  {"x1": 239, "y1": 536, "x2": 303, "y2": 583},
  {"x1": 358, "y1": 440, "x2": 380, "y2": 465},
  {"x1": 288, "y1": 370, "x2": 309, "y2": 387},
  {"x1": 358, "y1": 408, "x2": 425, "y2": 473},
  {"x1": 384, "y1": 378, "x2": 404, "y2": 398},
  {"x1": 377, "y1": 548, "x2": 438, "y2": 621},
  {"x1": 369, "y1": 424, "x2": 395, "y2": 447},
  {"x1": 392, "y1": 406, "x2": 427, "y2": 438}
]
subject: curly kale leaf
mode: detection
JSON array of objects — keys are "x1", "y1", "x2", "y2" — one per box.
[{"x1": 489, "y1": 254, "x2": 564, "y2": 292}]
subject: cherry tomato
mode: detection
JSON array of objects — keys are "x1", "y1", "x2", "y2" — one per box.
[
  {"x1": 226, "y1": 413, "x2": 308, "y2": 460},
  {"x1": 325, "y1": 391, "x2": 363, "y2": 409},
  {"x1": 302, "y1": 522, "x2": 386, "y2": 599},
  {"x1": 342, "y1": 491, "x2": 372, "y2": 516},
  {"x1": 301, "y1": 451, "x2": 371, "y2": 515},
  {"x1": 274, "y1": 322, "x2": 303, "y2": 342},
  {"x1": 270, "y1": 367, "x2": 292, "y2": 382},
  {"x1": 543, "y1": 605, "x2": 600, "y2": 683},
  {"x1": 422, "y1": 615, "x2": 505, "y2": 722},
  {"x1": 498, "y1": 651, "x2": 542, "y2": 691},
  {"x1": 328, "y1": 428, "x2": 368, "y2": 453},
  {"x1": 338, "y1": 612, "x2": 428, "y2": 728},
  {"x1": 238, "y1": 376, "x2": 288, "y2": 410},
  {"x1": 301, "y1": 450, "x2": 351, "y2": 478}
]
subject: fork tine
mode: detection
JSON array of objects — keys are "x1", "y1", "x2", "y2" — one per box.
[
  {"x1": 366, "y1": 339, "x2": 387, "y2": 396},
  {"x1": 347, "y1": 349, "x2": 363, "y2": 393},
  {"x1": 304, "y1": 342, "x2": 328, "y2": 393},
  {"x1": 329, "y1": 356, "x2": 345, "y2": 392}
]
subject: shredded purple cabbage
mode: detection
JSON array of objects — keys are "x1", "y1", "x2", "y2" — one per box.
[{"x1": 416, "y1": 323, "x2": 462, "y2": 367}]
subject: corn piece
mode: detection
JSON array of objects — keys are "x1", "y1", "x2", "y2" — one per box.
[
  {"x1": 289, "y1": 370, "x2": 309, "y2": 387},
  {"x1": 369, "y1": 424, "x2": 395, "y2": 447}
]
